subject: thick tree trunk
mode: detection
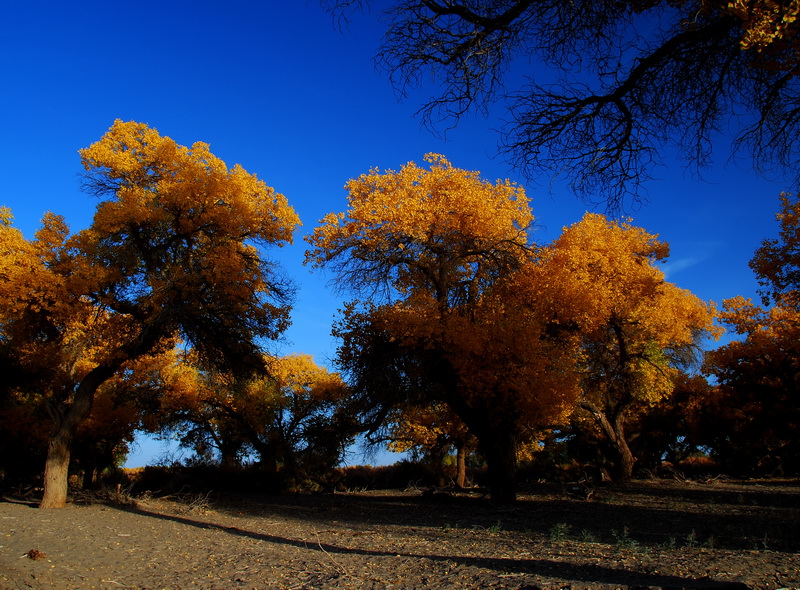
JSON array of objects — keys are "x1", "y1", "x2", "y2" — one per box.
[
  {"x1": 481, "y1": 428, "x2": 518, "y2": 503},
  {"x1": 40, "y1": 366, "x2": 116, "y2": 508},
  {"x1": 580, "y1": 400, "x2": 635, "y2": 481},
  {"x1": 445, "y1": 391, "x2": 518, "y2": 501},
  {"x1": 41, "y1": 430, "x2": 74, "y2": 508},
  {"x1": 218, "y1": 439, "x2": 242, "y2": 469}
]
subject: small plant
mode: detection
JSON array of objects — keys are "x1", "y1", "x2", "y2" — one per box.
[
  {"x1": 685, "y1": 529, "x2": 698, "y2": 548},
  {"x1": 489, "y1": 520, "x2": 503, "y2": 534},
  {"x1": 579, "y1": 528, "x2": 597, "y2": 543},
  {"x1": 612, "y1": 526, "x2": 638, "y2": 550},
  {"x1": 549, "y1": 522, "x2": 571, "y2": 541},
  {"x1": 703, "y1": 535, "x2": 716, "y2": 549},
  {"x1": 663, "y1": 536, "x2": 677, "y2": 550}
]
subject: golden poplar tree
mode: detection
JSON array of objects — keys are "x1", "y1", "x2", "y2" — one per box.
[
  {"x1": 704, "y1": 194, "x2": 800, "y2": 473},
  {"x1": 167, "y1": 354, "x2": 350, "y2": 480},
  {"x1": 530, "y1": 214, "x2": 720, "y2": 480},
  {"x1": 0, "y1": 121, "x2": 300, "y2": 507},
  {"x1": 307, "y1": 155, "x2": 579, "y2": 502}
]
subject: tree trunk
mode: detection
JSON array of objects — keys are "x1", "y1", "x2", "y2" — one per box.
[
  {"x1": 444, "y1": 390, "x2": 518, "y2": 502},
  {"x1": 615, "y1": 431, "x2": 635, "y2": 481},
  {"x1": 427, "y1": 441, "x2": 448, "y2": 488},
  {"x1": 40, "y1": 429, "x2": 74, "y2": 508},
  {"x1": 455, "y1": 444, "x2": 467, "y2": 489},
  {"x1": 219, "y1": 439, "x2": 242, "y2": 469},
  {"x1": 481, "y1": 427, "x2": 518, "y2": 503},
  {"x1": 82, "y1": 463, "x2": 97, "y2": 490},
  {"x1": 580, "y1": 400, "x2": 635, "y2": 481},
  {"x1": 40, "y1": 366, "x2": 116, "y2": 508}
]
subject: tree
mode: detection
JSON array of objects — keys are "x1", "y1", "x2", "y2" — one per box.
[
  {"x1": 704, "y1": 194, "x2": 800, "y2": 474},
  {"x1": 704, "y1": 296, "x2": 800, "y2": 474},
  {"x1": 325, "y1": 0, "x2": 800, "y2": 209},
  {"x1": 0, "y1": 121, "x2": 300, "y2": 507},
  {"x1": 308, "y1": 155, "x2": 581, "y2": 501},
  {"x1": 751, "y1": 193, "x2": 800, "y2": 307},
  {"x1": 387, "y1": 402, "x2": 477, "y2": 487},
  {"x1": 607, "y1": 372, "x2": 716, "y2": 474},
  {"x1": 71, "y1": 347, "x2": 202, "y2": 488},
  {"x1": 167, "y1": 354, "x2": 352, "y2": 484},
  {"x1": 533, "y1": 214, "x2": 719, "y2": 480}
]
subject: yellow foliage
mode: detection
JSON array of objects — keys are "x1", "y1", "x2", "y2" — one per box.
[
  {"x1": 388, "y1": 403, "x2": 475, "y2": 454},
  {"x1": 750, "y1": 193, "x2": 800, "y2": 306},
  {"x1": 74, "y1": 120, "x2": 300, "y2": 323},
  {"x1": 80, "y1": 120, "x2": 299, "y2": 247},
  {"x1": 306, "y1": 153, "x2": 532, "y2": 299},
  {"x1": 530, "y1": 213, "x2": 719, "y2": 407},
  {"x1": 269, "y1": 354, "x2": 348, "y2": 403},
  {"x1": 724, "y1": 0, "x2": 800, "y2": 54}
]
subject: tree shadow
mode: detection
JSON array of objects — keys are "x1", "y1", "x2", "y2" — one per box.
[
  {"x1": 614, "y1": 480, "x2": 800, "y2": 509},
  {"x1": 115, "y1": 502, "x2": 750, "y2": 590},
  {"x1": 200, "y1": 484, "x2": 800, "y2": 552}
]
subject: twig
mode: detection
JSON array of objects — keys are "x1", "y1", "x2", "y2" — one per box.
[{"x1": 313, "y1": 531, "x2": 348, "y2": 576}]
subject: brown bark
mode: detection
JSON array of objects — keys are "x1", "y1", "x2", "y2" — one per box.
[
  {"x1": 480, "y1": 427, "x2": 518, "y2": 503},
  {"x1": 40, "y1": 430, "x2": 73, "y2": 508},
  {"x1": 579, "y1": 399, "x2": 635, "y2": 481},
  {"x1": 40, "y1": 366, "x2": 114, "y2": 507},
  {"x1": 455, "y1": 444, "x2": 467, "y2": 489},
  {"x1": 39, "y1": 337, "x2": 147, "y2": 509}
]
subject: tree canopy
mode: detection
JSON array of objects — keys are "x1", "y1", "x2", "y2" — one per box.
[
  {"x1": 307, "y1": 154, "x2": 560, "y2": 501},
  {"x1": 0, "y1": 120, "x2": 300, "y2": 507},
  {"x1": 307, "y1": 155, "x2": 718, "y2": 499},
  {"x1": 703, "y1": 193, "x2": 800, "y2": 474},
  {"x1": 533, "y1": 214, "x2": 719, "y2": 479},
  {"x1": 325, "y1": 0, "x2": 800, "y2": 209}
]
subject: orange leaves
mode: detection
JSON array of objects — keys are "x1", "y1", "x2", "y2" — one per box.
[
  {"x1": 69, "y1": 120, "x2": 302, "y2": 370},
  {"x1": 305, "y1": 154, "x2": 532, "y2": 299},
  {"x1": 750, "y1": 193, "x2": 800, "y2": 305},
  {"x1": 315, "y1": 157, "x2": 722, "y2": 457},
  {"x1": 531, "y1": 213, "x2": 718, "y2": 348},
  {"x1": 529, "y1": 214, "x2": 719, "y2": 411},
  {"x1": 722, "y1": 0, "x2": 800, "y2": 56},
  {"x1": 269, "y1": 353, "x2": 348, "y2": 403},
  {"x1": 530, "y1": 214, "x2": 668, "y2": 330},
  {"x1": 78, "y1": 120, "x2": 300, "y2": 312},
  {"x1": 80, "y1": 120, "x2": 300, "y2": 252}
]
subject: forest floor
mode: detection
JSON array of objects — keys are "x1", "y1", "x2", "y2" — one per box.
[{"x1": 0, "y1": 478, "x2": 798, "y2": 589}]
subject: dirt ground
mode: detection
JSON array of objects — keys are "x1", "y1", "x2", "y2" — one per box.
[{"x1": 0, "y1": 479, "x2": 798, "y2": 589}]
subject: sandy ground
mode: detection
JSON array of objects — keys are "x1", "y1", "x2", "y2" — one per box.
[{"x1": 0, "y1": 481, "x2": 798, "y2": 589}]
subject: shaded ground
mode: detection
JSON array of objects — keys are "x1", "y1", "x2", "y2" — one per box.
[{"x1": 0, "y1": 479, "x2": 798, "y2": 589}]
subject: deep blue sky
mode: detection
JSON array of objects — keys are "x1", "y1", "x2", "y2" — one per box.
[{"x1": 1, "y1": 2, "x2": 790, "y2": 466}]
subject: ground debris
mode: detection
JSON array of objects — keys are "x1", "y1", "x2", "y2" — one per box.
[{"x1": 0, "y1": 480, "x2": 796, "y2": 589}]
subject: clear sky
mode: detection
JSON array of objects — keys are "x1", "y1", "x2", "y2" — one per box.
[{"x1": 1, "y1": 2, "x2": 791, "y2": 467}]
